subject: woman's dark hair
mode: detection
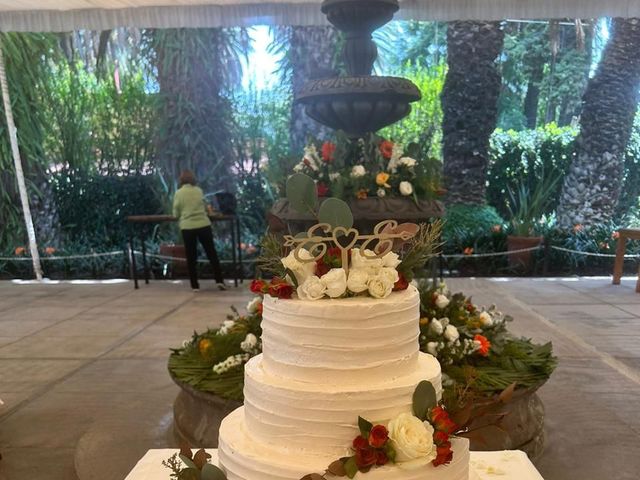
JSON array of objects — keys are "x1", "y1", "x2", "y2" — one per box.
[{"x1": 179, "y1": 170, "x2": 196, "y2": 187}]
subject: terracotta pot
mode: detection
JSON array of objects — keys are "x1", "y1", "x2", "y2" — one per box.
[
  {"x1": 170, "y1": 372, "x2": 242, "y2": 448},
  {"x1": 465, "y1": 388, "x2": 546, "y2": 461},
  {"x1": 507, "y1": 235, "x2": 542, "y2": 270},
  {"x1": 159, "y1": 243, "x2": 188, "y2": 277}
]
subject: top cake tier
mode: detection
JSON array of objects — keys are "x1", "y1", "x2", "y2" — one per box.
[{"x1": 261, "y1": 285, "x2": 420, "y2": 384}]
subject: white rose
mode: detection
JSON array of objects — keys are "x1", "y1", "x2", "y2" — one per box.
[
  {"x1": 376, "y1": 267, "x2": 399, "y2": 285},
  {"x1": 281, "y1": 248, "x2": 316, "y2": 285},
  {"x1": 429, "y1": 318, "x2": 443, "y2": 336},
  {"x1": 246, "y1": 296, "x2": 262, "y2": 314},
  {"x1": 388, "y1": 413, "x2": 437, "y2": 469},
  {"x1": 297, "y1": 275, "x2": 327, "y2": 300},
  {"x1": 400, "y1": 157, "x2": 417, "y2": 168},
  {"x1": 351, "y1": 165, "x2": 366, "y2": 178},
  {"x1": 426, "y1": 341, "x2": 438, "y2": 356},
  {"x1": 240, "y1": 333, "x2": 258, "y2": 352},
  {"x1": 382, "y1": 251, "x2": 401, "y2": 268},
  {"x1": 367, "y1": 274, "x2": 394, "y2": 299},
  {"x1": 399, "y1": 181, "x2": 414, "y2": 196},
  {"x1": 347, "y1": 268, "x2": 369, "y2": 293},
  {"x1": 444, "y1": 324, "x2": 459, "y2": 343},
  {"x1": 351, "y1": 248, "x2": 383, "y2": 270},
  {"x1": 377, "y1": 188, "x2": 386, "y2": 198},
  {"x1": 479, "y1": 311, "x2": 493, "y2": 327},
  {"x1": 320, "y1": 268, "x2": 347, "y2": 298},
  {"x1": 435, "y1": 294, "x2": 450, "y2": 309}
]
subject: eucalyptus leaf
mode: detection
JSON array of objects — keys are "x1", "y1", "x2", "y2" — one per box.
[
  {"x1": 179, "y1": 454, "x2": 198, "y2": 470},
  {"x1": 287, "y1": 173, "x2": 317, "y2": 214},
  {"x1": 358, "y1": 416, "x2": 373, "y2": 437},
  {"x1": 343, "y1": 457, "x2": 359, "y2": 479},
  {"x1": 412, "y1": 380, "x2": 437, "y2": 420},
  {"x1": 201, "y1": 463, "x2": 227, "y2": 480},
  {"x1": 318, "y1": 198, "x2": 353, "y2": 229},
  {"x1": 178, "y1": 467, "x2": 200, "y2": 480}
]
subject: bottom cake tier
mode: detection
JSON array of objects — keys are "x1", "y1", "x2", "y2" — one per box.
[{"x1": 219, "y1": 407, "x2": 470, "y2": 480}]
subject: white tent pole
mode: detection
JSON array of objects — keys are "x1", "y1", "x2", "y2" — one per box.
[{"x1": 0, "y1": 37, "x2": 43, "y2": 281}]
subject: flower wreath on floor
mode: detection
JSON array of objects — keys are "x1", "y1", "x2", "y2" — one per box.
[{"x1": 289, "y1": 133, "x2": 443, "y2": 201}]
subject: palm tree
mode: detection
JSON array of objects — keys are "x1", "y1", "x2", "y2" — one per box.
[
  {"x1": 441, "y1": 21, "x2": 504, "y2": 205},
  {"x1": 285, "y1": 26, "x2": 339, "y2": 154},
  {"x1": 152, "y1": 28, "x2": 249, "y2": 193},
  {"x1": 557, "y1": 18, "x2": 640, "y2": 229}
]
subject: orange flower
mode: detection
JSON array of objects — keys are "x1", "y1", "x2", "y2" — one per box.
[
  {"x1": 491, "y1": 224, "x2": 502, "y2": 233},
  {"x1": 379, "y1": 140, "x2": 394, "y2": 159},
  {"x1": 356, "y1": 189, "x2": 368, "y2": 199},
  {"x1": 612, "y1": 231, "x2": 620, "y2": 240},
  {"x1": 376, "y1": 172, "x2": 390, "y2": 188},
  {"x1": 321, "y1": 141, "x2": 336, "y2": 163},
  {"x1": 463, "y1": 247, "x2": 474, "y2": 256},
  {"x1": 573, "y1": 224, "x2": 584, "y2": 233},
  {"x1": 198, "y1": 338, "x2": 212, "y2": 356},
  {"x1": 474, "y1": 334, "x2": 491, "y2": 356},
  {"x1": 45, "y1": 247, "x2": 56, "y2": 255},
  {"x1": 14, "y1": 246, "x2": 26, "y2": 256}
]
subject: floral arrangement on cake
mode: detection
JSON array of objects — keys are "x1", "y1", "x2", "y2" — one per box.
[
  {"x1": 299, "y1": 381, "x2": 458, "y2": 479},
  {"x1": 290, "y1": 134, "x2": 443, "y2": 201},
  {"x1": 255, "y1": 172, "x2": 443, "y2": 301},
  {"x1": 167, "y1": 296, "x2": 263, "y2": 401},
  {"x1": 163, "y1": 445, "x2": 225, "y2": 480}
]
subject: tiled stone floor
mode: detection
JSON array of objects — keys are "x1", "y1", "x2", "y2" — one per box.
[{"x1": 0, "y1": 276, "x2": 639, "y2": 480}]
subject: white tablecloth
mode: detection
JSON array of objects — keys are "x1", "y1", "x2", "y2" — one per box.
[{"x1": 125, "y1": 449, "x2": 544, "y2": 480}]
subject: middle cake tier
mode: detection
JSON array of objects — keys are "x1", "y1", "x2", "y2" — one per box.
[
  {"x1": 261, "y1": 286, "x2": 421, "y2": 384},
  {"x1": 244, "y1": 352, "x2": 442, "y2": 456}
]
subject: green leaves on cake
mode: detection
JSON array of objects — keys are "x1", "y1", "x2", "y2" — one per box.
[
  {"x1": 256, "y1": 172, "x2": 443, "y2": 301},
  {"x1": 299, "y1": 382, "x2": 458, "y2": 479},
  {"x1": 163, "y1": 444, "x2": 226, "y2": 480}
]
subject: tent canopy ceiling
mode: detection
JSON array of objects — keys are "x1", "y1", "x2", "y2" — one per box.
[{"x1": 0, "y1": 0, "x2": 639, "y2": 31}]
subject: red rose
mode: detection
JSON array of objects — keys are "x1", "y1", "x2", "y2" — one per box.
[
  {"x1": 268, "y1": 278, "x2": 294, "y2": 299},
  {"x1": 379, "y1": 140, "x2": 394, "y2": 160},
  {"x1": 321, "y1": 142, "x2": 336, "y2": 163},
  {"x1": 250, "y1": 279, "x2": 266, "y2": 294},
  {"x1": 433, "y1": 430, "x2": 449, "y2": 445},
  {"x1": 352, "y1": 435, "x2": 368, "y2": 450},
  {"x1": 355, "y1": 447, "x2": 376, "y2": 469},
  {"x1": 327, "y1": 247, "x2": 341, "y2": 258},
  {"x1": 474, "y1": 334, "x2": 491, "y2": 356},
  {"x1": 315, "y1": 259, "x2": 330, "y2": 277},
  {"x1": 432, "y1": 442, "x2": 453, "y2": 466},
  {"x1": 393, "y1": 273, "x2": 409, "y2": 291},
  {"x1": 317, "y1": 182, "x2": 330, "y2": 197},
  {"x1": 375, "y1": 450, "x2": 389, "y2": 466},
  {"x1": 368, "y1": 424, "x2": 389, "y2": 448},
  {"x1": 431, "y1": 406, "x2": 457, "y2": 435}
]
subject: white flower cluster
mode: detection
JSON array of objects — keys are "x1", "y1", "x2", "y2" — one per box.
[
  {"x1": 246, "y1": 296, "x2": 262, "y2": 314},
  {"x1": 292, "y1": 248, "x2": 401, "y2": 301},
  {"x1": 240, "y1": 333, "x2": 260, "y2": 355},
  {"x1": 293, "y1": 145, "x2": 322, "y2": 173},
  {"x1": 217, "y1": 319, "x2": 235, "y2": 336},
  {"x1": 212, "y1": 353, "x2": 250, "y2": 374}
]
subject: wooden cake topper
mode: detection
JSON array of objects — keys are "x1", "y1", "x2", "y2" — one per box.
[{"x1": 283, "y1": 220, "x2": 417, "y2": 275}]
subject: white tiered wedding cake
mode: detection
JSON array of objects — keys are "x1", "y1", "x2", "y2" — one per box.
[{"x1": 218, "y1": 285, "x2": 470, "y2": 480}]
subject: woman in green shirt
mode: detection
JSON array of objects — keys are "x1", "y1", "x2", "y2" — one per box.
[{"x1": 173, "y1": 170, "x2": 225, "y2": 291}]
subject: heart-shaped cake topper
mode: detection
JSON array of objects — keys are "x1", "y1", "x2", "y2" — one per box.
[{"x1": 283, "y1": 220, "x2": 418, "y2": 275}]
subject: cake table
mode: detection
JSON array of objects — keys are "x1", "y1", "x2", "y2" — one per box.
[{"x1": 124, "y1": 449, "x2": 544, "y2": 480}]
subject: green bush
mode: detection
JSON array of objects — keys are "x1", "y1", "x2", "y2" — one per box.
[
  {"x1": 51, "y1": 171, "x2": 164, "y2": 249},
  {"x1": 443, "y1": 204, "x2": 505, "y2": 240},
  {"x1": 487, "y1": 124, "x2": 576, "y2": 218}
]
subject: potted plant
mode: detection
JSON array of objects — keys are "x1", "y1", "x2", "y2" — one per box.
[{"x1": 506, "y1": 173, "x2": 559, "y2": 270}]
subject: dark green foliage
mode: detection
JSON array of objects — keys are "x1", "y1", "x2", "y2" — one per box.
[
  {"x1": 51, "y1": 171, "x2": 163, "y2": 248},
  {"x1": 443, "y1": 204, "x2": 505, "y2": 240}
]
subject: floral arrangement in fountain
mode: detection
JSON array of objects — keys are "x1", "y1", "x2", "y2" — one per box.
[
  {"x1": 290, "y1": 134, "x2": 443, "y2": 201},
  {"x1": 255, "y1": 172, "x2": 443, "y2": 301},
  {"x1": 167, "y1": 295, "x2": 263, "y2": 401},
  {"x1": 299, "y1": 381, "x2": 459, "y2": 479},
  {"x1": 416, "y1": 281, "x2": 557, "y2": 441}
]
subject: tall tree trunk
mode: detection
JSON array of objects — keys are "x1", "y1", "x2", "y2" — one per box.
[
  {"x1": 289, "y1": 26, "x2": 338, "y2": 155},
  {"x1": 557, "y1": 18, "x2": 640, "y2": 229},
  {"x1": 523, "y1": 62, "x2": 544, "y2": 129},
  {"x1": 442, "y1": 21, "x2": 504, "y2": 205}
]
